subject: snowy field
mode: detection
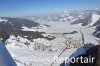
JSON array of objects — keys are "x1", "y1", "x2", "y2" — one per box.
[{"x1": 5, "y1": 13, "x2": 100, "y2": 66}]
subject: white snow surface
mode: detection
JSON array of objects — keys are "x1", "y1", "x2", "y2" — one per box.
[
  {"x1": 5, "y1": 18, "x2": 99, "y2": 66},
  {"x1": 0, "y1": 18, "x2": 8, "y2": 22},
  {"x1": 88, "y1": 14, "x2": 100, "y2": 26}
]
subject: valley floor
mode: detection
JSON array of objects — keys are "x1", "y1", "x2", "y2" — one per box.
[{"x1": 5, "y1": 22, "x2": 99, "y2": 66}]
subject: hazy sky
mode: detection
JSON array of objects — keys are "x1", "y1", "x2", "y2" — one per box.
[{"x1": 0, "y1": 0, "x2": 100, "y2": 17}]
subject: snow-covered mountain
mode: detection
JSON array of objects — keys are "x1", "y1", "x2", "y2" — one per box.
[
  {"x1": 0, "y1": 9, "x2": 100, "y2": 66},
  {"x1": 0, "y1": 17, "x2": 39, "y2": 30},
  {"x1": 88, "y1": 14, "x2": 100, "y2": 26},
  {"x1": 29, "y1": 11, "x2": 84, "y2": 23},
  {"x1": 29, "y1": 10, "x2": 100, "y2": 27},
  {"x1": 71, "y1": 13, "x2": 100, "y2": 27}
]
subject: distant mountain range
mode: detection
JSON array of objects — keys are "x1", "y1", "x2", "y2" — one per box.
[
  {"x1": 30, "y1": 9, "x2": 100, "y2": 26},
  {"x1": 0, "y1": 9, "x2": 100, "y2": 66},
  {"x1": 71, "y1": 13, "x2": 100, "y2": 26},
  {"x1": 0, "y1": 9, "x2": 100, "y2": 42}
]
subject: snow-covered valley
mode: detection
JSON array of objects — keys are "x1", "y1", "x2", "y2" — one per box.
[{"x1": 0, "y1": 10, "x2": 100, "y2": 66}]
